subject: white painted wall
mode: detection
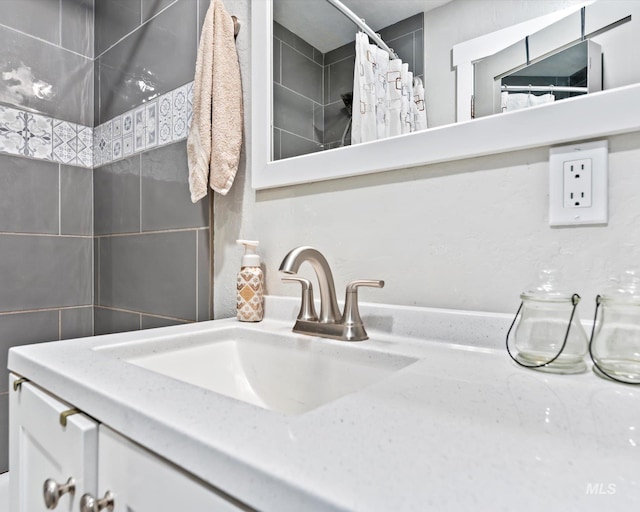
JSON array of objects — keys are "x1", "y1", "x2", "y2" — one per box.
[{"x1": 214, "y1": 0, "x2": 640, "y2": 320}]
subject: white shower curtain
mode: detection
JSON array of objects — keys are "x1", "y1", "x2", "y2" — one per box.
[
  {"x1": 351, "y1": 32, "x2": 376, "y2": 144},
  {"x1": 352, "y1": 32, "x2": 428, "y2": 145}
]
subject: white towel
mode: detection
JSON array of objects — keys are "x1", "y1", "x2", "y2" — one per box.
[{"x1": 187, "y1": 0, "x2": 243, "y2": 202}]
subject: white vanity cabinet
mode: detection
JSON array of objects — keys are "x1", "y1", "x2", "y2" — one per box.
[
  {"x1": 95, "y1": 426, "x2": 244, "y2": 511},
  {"x1": 9, "y1": 374, "x2": 247, "y2": 512},
  {"x1": 9, "y1": 373, "x2": 98, "y2": 512}
]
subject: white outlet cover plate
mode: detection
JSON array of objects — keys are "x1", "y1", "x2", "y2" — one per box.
[{"x1": 549, "y1": 140, "x2": 608, "y2": 226}]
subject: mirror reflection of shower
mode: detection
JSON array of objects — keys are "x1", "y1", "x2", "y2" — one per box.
[
  {"x1": 340, "y1": 92, "x2": 352, "y2": 147},
  {"x1": 272, "y1": 0, "x2": 427, "y2": 161}
]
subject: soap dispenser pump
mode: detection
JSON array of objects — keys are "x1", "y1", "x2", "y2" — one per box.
[{"x1": 236, "y1": 240, "x2": 264, "y2": 322}]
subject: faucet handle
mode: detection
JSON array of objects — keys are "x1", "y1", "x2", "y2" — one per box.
[
  {"x1": 342, "y1": 280, "x2": 385, "y2": 341},
  {"x1": 345, "y1": 279, "x2": 385, "y2": 293},
  {"x1": 282, "y1": 276, "x2": 318, "y2": 321}
]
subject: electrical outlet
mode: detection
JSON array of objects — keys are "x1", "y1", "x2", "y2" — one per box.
[
  {"x1": 563, "y1": 158, "x2": 592, "y2": 208},
  {"x1": 549, "y1": 140, "x2": 608, "y2": 226}
]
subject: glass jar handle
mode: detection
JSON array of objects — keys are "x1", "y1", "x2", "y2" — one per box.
[
  {"x1": 588, "y1": 295, "x2": 640, "y2": 385},
  {"x1": 506, "y1": 293, "x2": 581, "y2": 369}
]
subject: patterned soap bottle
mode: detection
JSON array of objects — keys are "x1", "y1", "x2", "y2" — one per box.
[{"x1": 236, "y1": 240, "x2": 264, "y2": 322}]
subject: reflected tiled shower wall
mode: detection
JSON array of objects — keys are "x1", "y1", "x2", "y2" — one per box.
[
  {"x1": 273, "y1": 22, "x2": 324, "y2": 160},
  {"x1": 273, "y1": 14, "x2": 424, "y2": 159},
  {"x1": 0, "y1": 0, "x2": 95, "y2": 472},
  {"x1": 93, "y1": 0, "x2": 211, "y2": 335}
]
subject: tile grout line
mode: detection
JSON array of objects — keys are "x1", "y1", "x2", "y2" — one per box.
[
  {"x1": 0, "y1": 305, "x2": 93, "y2": 317},
  {"x1": 96, "y1": 305, "x2": 191, "y2": 324},
  {"x1": 58, "y1": 0, "x2": 63, "y2": 48},
  {"x1": 95, "y1": 227, "x2": 206, "y2": 238},
  {"x1": 139, "y1": 154, "x2": 142, "y2": 233},
  {"x1": 97, "y1": 237, "x2": 100, "y2": 311},
  {"x1": 0, "y1": 232, "x2": 92, "y2": 239},
  {"x1": 195, "y1": 230, "x2": 199, "y2": 322},
  {"x1": 58, "y1": 309, "x2": 62, "y2": 340},
  {"x1": 58, "y1": 165, "x2": 62, "y2": 236}
]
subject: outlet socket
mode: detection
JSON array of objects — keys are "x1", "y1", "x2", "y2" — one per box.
[
  {"x1": 563, "y1": 158, "x2": 592, "y2": 208},
  {"x1": 549, "y1": 140, "x2": 608, "y2": 226}
]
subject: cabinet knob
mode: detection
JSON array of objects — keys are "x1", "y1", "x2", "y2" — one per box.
[
  {"x1": 43, "y1": 477, "x2": 75, "y2": 509},
  {"x1": 80, "y1": 491, "x2": 114, "y2": 512}
]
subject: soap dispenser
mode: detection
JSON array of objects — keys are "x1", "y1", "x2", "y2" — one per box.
[{"x1": 236, "y1": 240, "x2": 264, "y2": 322}]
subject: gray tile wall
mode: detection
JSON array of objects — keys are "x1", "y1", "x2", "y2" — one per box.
[
  {"x1": 95, "y1": 0, "x2": 198, "y2": 123},
  {"x1": 93, "y1": 0, "x2": 211, "y2": 334},
  {"x1": 0, "y1": 0, "x2": 95, "y2": 474},
  {"x1": 274, "y1": 14, "x2": 424, "y2": 158},
  {"x1": 0, "y1": 0, "x2": 94, "y2": 125},
  {"x1": 94, "y1": 140, "x2": 210, "y2": 333},
  {"x1": 273, "y1": 23, "x2": 323, "y2": 160},
  {"x1": 0, "y1": 154, "x2": 93, "y2": 472}
]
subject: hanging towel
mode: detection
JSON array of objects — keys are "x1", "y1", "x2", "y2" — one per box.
[{"x1": 187, "y1": 0, "x2": 243, "y2": 202}]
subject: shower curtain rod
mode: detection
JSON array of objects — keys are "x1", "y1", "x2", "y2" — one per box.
[
  {"x1": 325, "y1": 0, "x2": 398, "y2": 60},
  {"x1": 501, "y1": 84, "x2": 588, "y2": 93}
]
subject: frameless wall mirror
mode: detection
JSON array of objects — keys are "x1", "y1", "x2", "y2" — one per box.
[{"x1": 251, "y1": 0, "x2": 640, "y2": 190}]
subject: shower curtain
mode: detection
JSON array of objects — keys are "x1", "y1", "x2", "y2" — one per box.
[{"x1": 352, "y1": 32, "x2": 427, "y2": 145}]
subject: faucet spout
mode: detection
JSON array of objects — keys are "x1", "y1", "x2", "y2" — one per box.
[{"x1": 279, "y1": 246, "x2": 341, "y2": 323}]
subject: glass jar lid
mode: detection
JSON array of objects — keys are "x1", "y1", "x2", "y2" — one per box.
[
  {"x1": 520, "y1": 268, "x2": 575, "y2": 302},
  {"x1": 600, "y1": 269, "x2": 640, "y2": 304}
]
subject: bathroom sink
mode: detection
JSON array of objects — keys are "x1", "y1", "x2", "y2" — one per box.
[{"x1": 96, "y1": 326, "x2": 417, "y2": 415}]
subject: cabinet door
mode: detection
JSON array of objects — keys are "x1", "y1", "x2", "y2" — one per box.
[
  {"x1": 97, "y1": 426, "x2": 247, "y2": 511},
  {"x1": 9, "y1": 374, "x2": 98, "y2": 512}
]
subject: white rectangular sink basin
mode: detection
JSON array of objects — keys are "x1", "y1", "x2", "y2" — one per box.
[{"x1": 96, "y1": 326, "x2": 417, "y2": 415}]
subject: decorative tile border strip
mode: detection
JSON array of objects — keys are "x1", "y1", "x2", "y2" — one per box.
[
  {"x1": 0, "y1": 105, "x2": 93, "y2": 168},
  {"x1": 0, "y1": 81, "x2": 194, "y2": 169},
  {"x1": 94, "y1": 81, "x2": 194, "y2": 168}
]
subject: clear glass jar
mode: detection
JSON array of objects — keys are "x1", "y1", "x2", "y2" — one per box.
[
  {"x1": 591, "y1": 270, "x2": 640, "y2": 384},
  {"x1": 510, "y1": 269, "x2": 588, "y2": 374}
]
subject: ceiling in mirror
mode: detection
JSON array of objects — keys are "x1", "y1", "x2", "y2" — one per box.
[{"x1": 274, "y1": 0, "x2": 450, "y2": 53}]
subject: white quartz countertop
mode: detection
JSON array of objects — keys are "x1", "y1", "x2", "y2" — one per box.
[{"x1": 8, "y1": 297, "x2": 640, "y2": 511}]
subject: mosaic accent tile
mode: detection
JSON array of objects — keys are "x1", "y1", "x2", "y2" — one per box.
[
  {"x1": 1, "y1": 81, "x2": 195, "y2": 168},
  {"x1": 53, "y1": 120, "x2": 78, "y2": 164},
  {"x1": 0, "y1": 105, "x2": 24, "y2": 156},
  {"x1": 145, "y1": 100, "x2": 158, "y2": 149},
  {"x1": 0, "y1": 105, "x2": 52, "y2": 160},
  {"x1": 122, "y1": 111, "x2": 134, "y2": 136},
  {"x1": 134, "y1": 106, "x2": 146, "y2": 152},
  {"x1": 112, "y1": 137, "x2": 123, "y2": 160},
  {"x1": 187, "y1": 81, "x2": 194, "y2": 130},
  {"x1": 77, "y1": 126, "x2": 93, "y2": 168},
  {"x1": 158, "y1": 91, "x2": 173, "y2": 146},
  {"x1": 93, "y1": 125, "x2": 102, "y2": 167},
  {"x1": 112, "y1": 115, "x2": 123, "y2": 138},
  {"x1": 123, "y1": 133, "x2": 133, "y2": 157},
  {"x1": 98, "y1": 120, "x2": 112, "y2": 165},
  {"x1": 172, "y1": 84, "x2": 188, "y2": 141}
]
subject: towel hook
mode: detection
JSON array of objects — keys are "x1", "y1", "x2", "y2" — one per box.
[{"x1": 232, "y1": 15, "x2": 240, "y2": 37}]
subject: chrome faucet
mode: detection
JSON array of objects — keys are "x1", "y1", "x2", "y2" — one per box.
[{"x1": 279, "y1": 247, "x2": 384, "y2": 341}]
